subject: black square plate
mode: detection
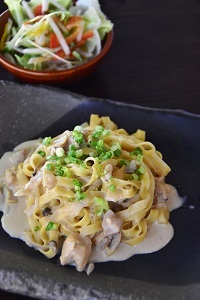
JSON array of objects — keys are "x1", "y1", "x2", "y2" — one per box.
[{"x1": 0, "y1": 81, "x2": 200, "y2": 299}]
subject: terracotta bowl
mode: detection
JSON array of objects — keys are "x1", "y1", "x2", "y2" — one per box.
[{"x1": 0, "y1": 10, "x2": 113, "y2": 84}]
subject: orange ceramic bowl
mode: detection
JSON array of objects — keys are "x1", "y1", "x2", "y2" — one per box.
[{"x1": 0, "y1": 10, "x2": 113, "y2": 84}]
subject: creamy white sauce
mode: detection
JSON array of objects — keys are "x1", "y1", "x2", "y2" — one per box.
[
  {"x1": 1, "y1": 195, "x2": 29, "y2": 240},
  {"x1": 14, "y1": 139, "x2": 41, "y2": 151},
  {"x1": 0, "y1": 140, "x2": 40, "y2": 240},
  {"x1": 90, "y1": 223, "x2": 174, "y2": 263},
  {"x1": 0, "y1": 140, "x2": 183, "y2": 265}
]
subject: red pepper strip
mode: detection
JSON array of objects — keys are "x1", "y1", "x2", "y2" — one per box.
[
  {"x1": 49, "y1": 33, "x2": 60, "y2": 48},
  {"x1": 66, "y1": 16, "x2": 82, "y2": 27},
  {"x1": 53, "y1": 49, "x2": 73, "y2": 60},
  {"x1": 66, "y1": 27, "x2": 80, "y2": 45},
  {"x1": 71, "y1": 30, "x2": 94, "y2": 50},
  {"x1": 33, "y1": 5, "x2": 43, "y2": 16},
  {"x1": 54, "y1": 49, "x2": 65, "y2": 59},
  {"x1": 82, "y1": 30, "x2": 94, "y2": 40}
]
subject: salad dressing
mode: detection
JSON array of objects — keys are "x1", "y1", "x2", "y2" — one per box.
[{"x1": 0, "y1": 140, "x2": 183, "y2": 263}]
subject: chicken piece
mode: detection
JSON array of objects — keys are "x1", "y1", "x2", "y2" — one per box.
[
  {"x1": 60, "y1": 233, "x2": 92, "y2": 272},
  {"x1": 5, "y1": 168, "x2": 19, "y2": 194},
  {"x1": 94, "y1": 210, "x2": 122, "y2": 255},
  {"x1": 102, "y1": 209, "x2": 122, "y2": 236},
  {"x1": 42, "y1": 169, "x2": 56, "y2": 190},
  {"x1": 104, "y1": 164, "x2": 113, "y2": 181},
  {"x1": 10, "y1": 149, "x2": 26, "y2": 165},
  {"x1": 51, "y1": 131, "x2": 69, "y2": 148},
  {"x1": 24, "y1": 170, "x2": 43, "y2": 193}
]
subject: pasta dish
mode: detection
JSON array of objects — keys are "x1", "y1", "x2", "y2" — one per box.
[{"x1": 0, "y1": 114, "x2": 182, "y2": 274}]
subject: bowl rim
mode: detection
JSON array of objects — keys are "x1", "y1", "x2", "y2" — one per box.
[{"x1": 0, "y1": 9, "x2": 114, "y2": 76}]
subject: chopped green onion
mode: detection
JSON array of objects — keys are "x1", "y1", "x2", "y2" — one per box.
[
  {"x1": 37, "y1": 150, "x2": 46, "y2": 157},
  {"x1": 119, "y1": 159, "x2": 129, "y2": 166},
  {"x1": 132, "y1": 173, "x2": 140, "y2": 180},
  {"x1": 52, "y1": 223, "x2": 58, "y2": 230},
  {"x1": 34, "y1": 226, "x2": 41, "y2": 231},
  {"x1": 46, "y1": 222, "x2": 56, "y2": 231},
  {"x1": 64, "y1": 157, "x2": 70, "y2": 164},
  {"x1": 76, "y1": 149, "x2": 83, "y2": 158},
  {"x1": 72, "y1": 130, "x2": 84, "y2": 145},
  {"x1": 55, "y1": 147, "x2": 65, "y2": 157},
  {"x1": 69, "y1": 144, "x2": 77, "y2": 152},
  {"x1": 96, "y1": 140, "x2": 106, "y2": 153},
  {"x1": 55, "y1": 158, "x2": 64, "y2": 165},
  {"x1": 110, "y1": 142, "x2": 121, "y2": 157},
  {"x1": 42, "y1": 137, "x2": 52, "y2": 146},
  {"x1": 60, "y1": 166, "x2": 71, "y2": 177},
  {"x1": 101, "y1": 129, "x2": 110, "y2": 137},
  {"x1": 110, "y1": 142, "x2": 121, "y2": 152},
  {"x1": 96, "y1": 126, "x2": 104, "y2": 131},
  {"x1": 130, "y1": 147, "x2": 143, "y2": 156},
  {"x1": 68, "y1": 156, "x2": 82, "y2": 164},
  {"x1": 136, "y1": 166, "x2": 145, "y2": 174},
  {"x1": 76, "y1": 190, "x2": 86, "y2": 201},
  {"x1": 92, "y1": 126, "x2": 106, "y2": 139},
  {"x1": 98, "y1": 151, "x2": 113, "y2": 161},
  {"x1": 73, "y1": 179, "x2": 83, "y2": 188},
  {"x1": 92, "y1": 130, "x2": 102, "y2": 139},
  {"x1": 46, "y1": 163, "x2": 53, "y2": 171},
  {"x1": 94, "y1": 197, "x2": 109, "y2": 215},
  {"x1": 73, "y1": 126, "x2": 83, "y2": 132},
  {"x1": 67, "y1": 144, "x2": 77, "y2": 158},
  {"x1": 46, "y1": 155, "x2": 57, "y2": 161},
  {"x1": 114, "y1": 149, "x2": 121, "y2": 157},
  {"x1": 80, "y1": 162, "x2": 86, "y2": 170},
  {"x1": 109, "y1": 184, "x2": 116, "y2": 192},
  {"x1": 136, "y1": 154, "x2": 143, "y2": 162},
  {"x1": 54, "y1": 169, "x2": 64, "y2": 176}
]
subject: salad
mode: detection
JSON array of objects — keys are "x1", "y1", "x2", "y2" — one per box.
[{"x1": 0, "y1": 0, "x2": 113, "y2": 71}]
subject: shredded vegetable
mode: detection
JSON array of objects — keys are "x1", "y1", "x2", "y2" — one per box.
[{"x1": 1, "y1": 0, "x2": 113, "y2": 71}]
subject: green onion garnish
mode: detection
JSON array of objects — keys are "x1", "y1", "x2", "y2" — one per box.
[
  {"x1": 119, "y1": 159, "x2": 129, "y2": 166},
  {"x1": 76, "y1": 190, "x2": 86, "y2": 201},
  {"x1": 34, "y1": 226, "x2": 41, "y2": 231},
  {"x1": 73, "y1": 179, "x2": 83, "y2": 189},
  {"x1": 114, "y1": 149, "x2": 121, "y2": 157},
  {"x1": 109, "y1": 184, "x2": 116, "y2": 192},
  {"x1": 136, "y1": 154, "x2": 143, "y2": 162},
  {"x1": 37, "y1": 151, "x2": 46, "y2": 157},
  {"x1": 75, "y1": 149, "x2": 83, "y2": 158},
  {"x1": 136, "y1": 166, "x2": 145, "y2": 174},
  {"x1": 60, "y1": 166, "x2": 71, "y2": 177},
  {"x1": 46, "y1": 163, "x2": 53, "y2": 171},
  {"x1": 45, "y1": 222, "x2": 56, "y2": 231},
  {"x1": 98, "y1": 151, "x2": 113, "y2": 161},
  {"x1": 92, "y1": 126, "x2": 104, "y2": 139},
  {"x1": 132, "y1": 173, "x2": 140, "y2": 180},
  {"x1": 42, "y1": 137, "x2": 52, "y2": 146},
  {"x1": 55, "y1": 147, "x2": 65, "y2": 157},
  {"x1": 54, "y1": 169, "x2": 64, "y2": 176},
  {"x1": 130, "y1": 147, "x2": 143, "y2": 156},
  {"x1": 72, "y1": 130, "x2": 84, "y2": 145},
  {"x1": 94, "y1": 197, "x2": 109, "y2": 215}
]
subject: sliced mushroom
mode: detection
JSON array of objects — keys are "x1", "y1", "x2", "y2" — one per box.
[{"x1": 93, "y1": 210, "x2": 122, "y2": 255}]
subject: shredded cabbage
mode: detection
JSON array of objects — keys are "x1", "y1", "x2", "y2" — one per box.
[{"x1": 2, "y1": 0, "x2": 113, "y2": 71}]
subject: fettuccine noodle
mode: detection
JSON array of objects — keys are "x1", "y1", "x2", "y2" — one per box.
[{"x1": 0, "y1": 114, "x2": 182, "y2": 274}]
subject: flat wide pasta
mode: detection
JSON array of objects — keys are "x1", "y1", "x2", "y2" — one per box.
[{"x1": 0, "y1": 114, "x2": 182, "y2": 274}]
